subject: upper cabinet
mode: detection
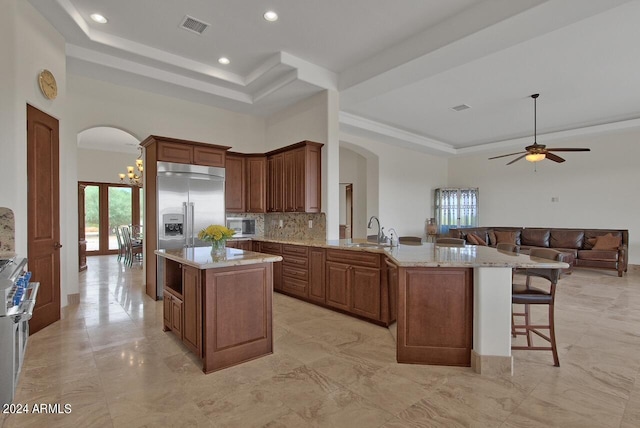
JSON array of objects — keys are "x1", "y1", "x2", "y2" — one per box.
[
  {"x1": 225, "y1": 153, "x2": 267, "y2": 213},
  {"x1": 267, "y1": 141, "x2": 323, "y2": 213},
  {"x1": 146, "y1": 136, "x2": 229, "y2": 167}
]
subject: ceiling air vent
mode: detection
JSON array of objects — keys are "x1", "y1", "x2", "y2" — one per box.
[
  {"x1": 180, "y1": 15, "x2": 210, "y2": 35},
  {"x1": 450, "y1": 104, "x2": 471, "y2": 112}
]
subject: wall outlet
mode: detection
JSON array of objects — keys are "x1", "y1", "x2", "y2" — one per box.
[
  {"x1": 308, "y1": 220, "x2": 313, "y2": 228},
  {"x1": 551, "y1": 196, "x2": 560, "y2": 203},
  {"x1": 279, "y1": 219, "x2": 283, "y2": 228}
]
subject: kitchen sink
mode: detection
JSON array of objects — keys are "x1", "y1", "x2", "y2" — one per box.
[{"x1": 347, "y1": 243, "x2": 390, "y2": 249}]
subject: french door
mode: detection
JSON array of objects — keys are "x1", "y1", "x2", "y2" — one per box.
[{"x1": 80, "y1": 182, "x2": 142, "y2": 255}]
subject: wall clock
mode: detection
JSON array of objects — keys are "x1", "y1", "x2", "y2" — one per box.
[{"x1": 38, "y1": 69, "x2": 57, "y2": 100}]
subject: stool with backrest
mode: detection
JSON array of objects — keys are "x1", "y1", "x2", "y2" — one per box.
[{"x1": 511, "y1": 248, "x2": 564, "y2": 366}]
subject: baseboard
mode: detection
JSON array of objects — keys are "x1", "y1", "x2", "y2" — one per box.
[
  {"x1": 67, "y1": 293, "x2": 80, "y2": 305},
  {"x1": 628, "y1": 264, "x2": 640, "y2": 273},
  {"x1": 471, "y1": 350, "x2": 513, "y2": 376}
]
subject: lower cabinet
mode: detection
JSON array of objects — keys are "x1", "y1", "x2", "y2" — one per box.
[
  {"x1": 325, "y1": 262, "x2": 380, "y2": 320},
  {"x1": 282, "y1": 244, "x2": 309, "y2": 298},
  {"x1": 259, "y1": 242, "x2": 282, "y2": 291},
  {"x1": 227, "y1": 239, "x2": 252, "y2": 250},
  {"x1": 163, "y1": 289, "x2": 183, "y2": 340},
  {"x1": 162, "y1": 262, "x2": 201, "y2": 357},
  {"x1": 308, "y1": 248, "x2": 326, "y2": 303}
]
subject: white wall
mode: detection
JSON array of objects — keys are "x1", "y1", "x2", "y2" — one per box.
[
  {"x1": 0, "y1": 0, "x2": 71, "y2": 299},
  {"x1": 77, "y1": 148, "x2": 143, "y2": 184},
  {"x1": 341, "y1": 133, "x2": 448, "y2": 239},
  {"x1": 449, "y1": 128, "x2": 640, "y2": 264},
  {"x1": 339, "y1": 147, "x2": 368, "y2": 238}
]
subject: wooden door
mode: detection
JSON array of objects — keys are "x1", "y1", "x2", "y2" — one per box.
[
  {"x1": 246, "y1": 156, "x2": 266, "y2": 213},
  {"x1": 325, "y1": 261, "x2": 350, "y2": 311},
  {"x1": 350, "y1": 266, "x2": 381, "y2": 320},
  {"x1": 26, "y1": 105, "x2": 61, "y2": 334},
  {"x1": 225, "y1": 154, "x2": 245, "y2": 212}
]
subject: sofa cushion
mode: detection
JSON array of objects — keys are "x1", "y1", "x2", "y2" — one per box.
[
  {"x1": 494, "y1": 230, "x2": 518, "y2": 245},
  {"x1": 584, "y1": 230, "x2": 623, "y2": 250},
  {"x1": 521, "y1": 229, "x2": 550, "y2": 247},
  {"x1": 466, "y1": 233, "x2": 487, "y2": 246},
  {"x1": 592, "y1": 233, "x2": 622, "y2": 250},
  {"x1": 577, "y1": 249, "x2": 618, "y2": 262},
  {"x1": 550, "y1": 230, "x2": 584, "y2": 249}
]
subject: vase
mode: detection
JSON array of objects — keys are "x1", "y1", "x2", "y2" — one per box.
[{"x1": 210, "y1": 239, "x2": 227, "y2": 259}]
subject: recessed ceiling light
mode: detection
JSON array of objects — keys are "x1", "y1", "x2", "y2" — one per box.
[
  {"x1": 218, "y1": 57, "x2": 230, "y2": 65},
  {"x1": 263, "y1": 11, "x2": 278, "y2": 22},
  {"x1": 90, "y1": 13, "x2": 108, "y2": 24}
]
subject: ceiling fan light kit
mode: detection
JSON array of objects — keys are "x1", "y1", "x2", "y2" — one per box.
[{"x1": 489, "y1": 93, "x2": 590, "y2": 165}]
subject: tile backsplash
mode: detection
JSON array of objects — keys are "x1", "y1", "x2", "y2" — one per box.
[{"x1": 225, "y1": 211, "x2": 327, "y2": 240}]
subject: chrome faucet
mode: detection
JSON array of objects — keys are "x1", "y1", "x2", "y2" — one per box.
[
  {"x1": 367, "y1": 216, "x2": 387, "y2": 244},
  {"x1": 387, "y1": 228, "x2": 398, "y2": 247}
]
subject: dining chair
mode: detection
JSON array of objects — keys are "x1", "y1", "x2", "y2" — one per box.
[
  {"x1": 121, "y1": 226, "x2": 142, "y2": 267},
  {"x1": 511, "y1": 248, "x2": 564, "y2": 366},
  {"x1": 114, "y1": 226, "x2": 125, "y2": 262}
]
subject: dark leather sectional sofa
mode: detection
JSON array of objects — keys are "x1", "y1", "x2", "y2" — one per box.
[{"x1": 449, "y1": 227, "x2": 628, "y2": 277}]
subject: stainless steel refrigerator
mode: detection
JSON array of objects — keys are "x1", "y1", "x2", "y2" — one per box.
[{"x1": 156, "y1": 161, "x2": 225, "y2": 298}]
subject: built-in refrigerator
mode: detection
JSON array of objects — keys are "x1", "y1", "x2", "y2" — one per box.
[{"x1": 156, "y1": 161, "x2": 225, "y2": 298}]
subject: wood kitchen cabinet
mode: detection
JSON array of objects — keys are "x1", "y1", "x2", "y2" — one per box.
[
  {"x1": 226, "y1": 240, "x2": 252, "y2": 251},
  {"x1": 141, "y1": 135, "x2": 231, "y2": 300},
  {"x1": 267, "y1": 141, "x2": 322, "y2": 213},
  {"x1": 308, "y1": 248, "x2": 326, "y2": 303},
  {"x1": 226, "y1": 154, "x2": 266, "y2": 213},
  {"x1": 163, "y1": 289, "x2": 183, "y2": 340},
  {"x1": 325, "y1": 249, "x2": 382, "y2": 322},
  {"x1": 225, "y1": 154, "x2": 246, "y2": 212},
  {"x1": 281, "y1": 244, "x2": 309, "y2": 298},
  {"x1": 258, "y1": 242, "x2": 282, "y2": 291}
]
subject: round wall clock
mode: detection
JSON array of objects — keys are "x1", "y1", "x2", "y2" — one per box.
[{"x1": 38, "y1": 69, "x2": 57, "y2": 100}]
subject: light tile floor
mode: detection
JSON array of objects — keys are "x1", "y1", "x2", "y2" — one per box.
[{"x1": 2, "y1": 256, "x2": 639, "y2": 427}]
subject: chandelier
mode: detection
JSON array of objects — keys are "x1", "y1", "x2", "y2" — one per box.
[{"x1": 119, "y1": 147, "x2": 143, "y2": 187}]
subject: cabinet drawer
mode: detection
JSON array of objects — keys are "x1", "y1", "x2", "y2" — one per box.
[
  {"x1": 260, "y1": 242, "x2": 282, "y2": 254},
  {"x1": 282, "y1": 276, "x2": 308, "y2": 298},
  {"x1": 282, "y1": 264, "x2": 308, "y2": 281},
  {"x1": 282, "y1": 244, "x2": 309, "y2": 256},
  {"x1": 326, "y1": 249, "x2": 381, "y2": 268},
  {"x1": 282, "y1": 254, "x2": 308, "y2": 268}
]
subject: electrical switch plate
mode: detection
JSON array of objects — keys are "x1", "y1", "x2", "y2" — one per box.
[
  {"x1": 308, "y1": 220, "x2": 313, "y2": 228},
  {"x1": 279, "y1": 219, "x2": 283, "y2": 228},
  {"x1": 551, "y1": 196, "x2": 559, "y2": 202}
]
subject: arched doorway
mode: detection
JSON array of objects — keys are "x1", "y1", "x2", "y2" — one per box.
[{"x1": 77, "y1": 127, "x2": 142, "y2": 269}]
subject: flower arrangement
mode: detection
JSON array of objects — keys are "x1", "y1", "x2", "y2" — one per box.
[{"x1": 198, "y1": 225, "x2": 235, "y2": 243}]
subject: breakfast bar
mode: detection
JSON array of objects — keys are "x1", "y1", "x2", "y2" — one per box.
[{"x1": 156, "y1": 247, "x2": 282, "y2": 374}]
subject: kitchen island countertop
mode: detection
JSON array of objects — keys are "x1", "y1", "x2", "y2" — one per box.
[{"x1": 155, "y1": 247, "x2": 282, "y2": 270}]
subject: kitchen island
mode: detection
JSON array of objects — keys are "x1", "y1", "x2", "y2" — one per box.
[
  {"x1": 156, "y1": 247, "x2": 282, "y2": 374},
  {"x1": 252, "y1": 238, "x2": 568, "y2": 375}
]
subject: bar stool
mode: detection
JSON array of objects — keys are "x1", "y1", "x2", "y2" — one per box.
[{"x1": 511, "y1": 248, "x2": 564, "y2": 366}]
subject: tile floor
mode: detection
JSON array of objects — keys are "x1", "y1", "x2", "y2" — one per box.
[{"x1": 1, "y1": 256, "x2": 639, "y2": 427}]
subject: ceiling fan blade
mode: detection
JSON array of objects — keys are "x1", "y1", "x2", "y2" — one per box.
[
  {"x1": 545, "y1": 148, "x2": 591, "y2": 152},
  {"x1": 506, "y1": 154, "x2": 527, "y2": 165},
  {"x1": 545, "y1": 152, "x2": 566, "y2": 163},
  {"x1": 488, "y1": 151, "x2": 526, "y2": 160}
]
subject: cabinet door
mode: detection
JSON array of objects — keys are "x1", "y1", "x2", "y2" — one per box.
[
  {"x1": 193, "y1": 146, "x2": 225, "y2": 167},
  {"x1": 246, "y1": 156, "x2": 266, "y2": 213},
  {"x1": 267, "y1": 154, "x2": 284, "y2": 212},
  {"x1": 326, "y1": 262, "x2": 350, "y2": 311},
  {"x1": 283, "y1": 150, "x2": 297, "y2": 212},
  {"x1": 226, "y1": 240, "x2": 239, "y2": 249},
  {"x1": 308, "y1": 248, "x2": 326, "y2": 303},
  {"x1": 171, "y1": 295, "x2": 183, "y2": 339},
  {"x1": 238, "y1": 240, "x2": 252, "y2": 251},
  {"x1": 182, "y1": 265, "x2": 202, "y2": 357},
  {"x1": 225, "y1": 155, "x2": 246, "y2": 212},
  {"x1": 293, "y1": 148, "x2": 306, "y2": 212},
  {"x1": 163, "y1": 290, "x2": 172, "y2": 330},
  {"x1": 350, "y1": 266, "x2": 381, "y2": 320},
  {"x1": 252, "y1": 241, "x2": 262, "y2": 252},
  {"x1": 157, "y1": 141, "x2": 192, "y2": 164}
]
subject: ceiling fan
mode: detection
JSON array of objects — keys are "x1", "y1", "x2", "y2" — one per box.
[{"x1": 489, "y1": 94, "x2": 590, "y2": 165}]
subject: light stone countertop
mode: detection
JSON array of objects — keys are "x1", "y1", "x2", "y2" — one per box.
[
  {"x1": 251, "y1": 237, "x2": 570, "y2": 269},
  {"x1": 155, "y1": 247, "x2": 282, "y2": 270}
]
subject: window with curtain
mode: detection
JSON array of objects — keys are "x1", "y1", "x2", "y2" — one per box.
[{"x1": 434, "y1": 188, "x2": 479, "y2": 235}]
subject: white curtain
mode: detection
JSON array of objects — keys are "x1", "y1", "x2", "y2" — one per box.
[{"x1": 434, "y1": 188, "x2": 479, "y2": 234}]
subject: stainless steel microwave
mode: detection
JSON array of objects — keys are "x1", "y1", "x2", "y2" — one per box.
[{"x1": 226, "y1": 218, "x2": 256, "y2": 237}]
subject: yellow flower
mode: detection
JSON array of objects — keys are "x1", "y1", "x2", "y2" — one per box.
[{"x1": 198, "y1": 224, "x2": 235, "y2": 242}]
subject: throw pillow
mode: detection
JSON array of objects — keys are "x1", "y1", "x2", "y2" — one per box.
[
  {"x1": 593, "y1": 233, "x2": 621, "y2": 250},
  {"x1": 472, "y1": 234, "x2": 487, "y2": 246},
  {"x1": 494, "y1": 230, "x2": 517, "y2": 245},
  {"x1": 466, "y1": 234, "x2": 479, "y2": 245}
]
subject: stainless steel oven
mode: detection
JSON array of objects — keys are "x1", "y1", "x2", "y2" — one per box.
[{"x1": 0, "y1": 258, "x2": 39, "y2": 407}]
